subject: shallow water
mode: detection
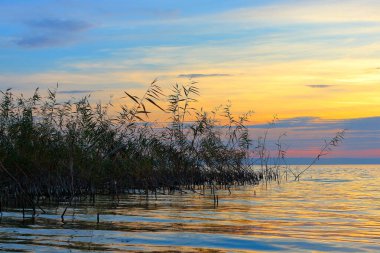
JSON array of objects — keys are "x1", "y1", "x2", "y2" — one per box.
[{"x1": 1, "y1": 165, "x2": 380, "y2": 252}]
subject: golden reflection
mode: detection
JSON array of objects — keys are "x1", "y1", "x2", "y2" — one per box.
[{"x1": 1, "y1": 165, "x2": 380, "y2": 252}]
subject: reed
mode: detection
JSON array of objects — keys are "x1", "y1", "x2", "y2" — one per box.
[{"x1": 0, "y1": 80, "x2": 343, "y2": 214}]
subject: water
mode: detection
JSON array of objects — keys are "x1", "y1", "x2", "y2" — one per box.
[{"x1": 1, "y1": 165, "x2": 380, "y2": 252}]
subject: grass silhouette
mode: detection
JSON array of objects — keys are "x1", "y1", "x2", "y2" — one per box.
[{"x1": 0, "y1": 80, "x2": 343, "y2": 216}]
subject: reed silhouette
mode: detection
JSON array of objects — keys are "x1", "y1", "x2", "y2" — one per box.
[{"x1": 0, "y1": 80, "x2": 344, "y2": 216}]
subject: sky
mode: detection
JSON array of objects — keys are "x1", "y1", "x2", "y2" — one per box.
[{"x1": 0, "y1": 0, "x2": 380, "y2": 162}]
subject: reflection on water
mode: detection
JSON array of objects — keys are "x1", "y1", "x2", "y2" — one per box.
[{"x1": 1, "y1": 165, "x2": 380, "y2": 252}]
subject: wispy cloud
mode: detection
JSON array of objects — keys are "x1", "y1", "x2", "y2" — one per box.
[
  {"x1": 0, "y1": 72, "x2": 147, "y2": 92},
  {"x1": 247, "y1": 116, "x2": 380, "y2": 158},
  {"x1": 177, "y1": 73, "x2": 232, "y2": 78},
  {"x1": 57, "y1": 89, "x2": 100, "y2": 94},
  {"x1": 248, "y1": 117, "x2": 321, "y2": 129},
  {"x1": 27, "y1": 18, "x2": 91, "y2": 32},
  {"x1": 16, "y1": 36, "x2": 64, "y2": 48},
  {"x1": 306, "y1": 84, "x2": 334, "y2": 88},
  {"x1": 207, "y1": 1, "x2": 380, "y2": 26},
  {"x1": 249, "y1": 116, "x2": 380, "y2": 131},
  {"x1": 15, "y1": 18, "x2": 92, "y2": 48}
]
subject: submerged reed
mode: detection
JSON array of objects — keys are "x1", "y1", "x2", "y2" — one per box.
[{"x1": 0, "y1": 81, "x2": 343, "y2": 214}]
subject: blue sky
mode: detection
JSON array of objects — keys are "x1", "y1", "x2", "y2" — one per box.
[
  {"x1": 0, "y1": 0, "x2": 280, "y2": 74},
  {"x1": 1, "y1": 0, "x2": 380, "y2": 161}
]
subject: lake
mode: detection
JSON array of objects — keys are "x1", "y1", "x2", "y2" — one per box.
[{"x1": 1, "y1": 165, "x2": 380, "y2": 252}]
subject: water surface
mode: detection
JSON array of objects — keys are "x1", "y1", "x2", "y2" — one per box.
[{"x1": 1, "y1": 165, "x2": 380, "y2": 252}]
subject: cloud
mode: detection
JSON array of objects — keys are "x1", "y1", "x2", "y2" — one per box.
[
  {"x1": 27, "y1": 18, "x2": 92, "y2": 32},
  {"x1": 57, "y1": 89, "x2": 100, "y2": 94},
  {"x1": 247, "y1": 116, "x2": 380, "y2": 158},
  {"x1": 16, "y1": 35, "x2": 63, "y2": 48},
  {"x1": 15, "y1": 35, "x2": 77, "y2": 48},
  {"x1": 338, "y1": 117, "x2": 380, "y2": 131},
  {"x1": 306, "y1": 84, "x2": 334, "y2": 88},
  {"x1": 15, "y1": 18, "x2": 92, "y2": 48},
  {"x1": 208, "y1": 1, "x2": 380, "y2": 26},
  {"x1": 248, "y1": 117, "x2": 320, "y2": 129},
  {"x1": 177, "y1": 73, "x2": 231, "y2": 78},
  {"x1": 248, "y1": 116, "x2": 380, "y2": 131},
  {"x1": 0, "y1": 71, "x2": 148, "y2": 92}
]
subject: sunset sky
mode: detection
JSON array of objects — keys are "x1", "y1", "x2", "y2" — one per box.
[{"x1": 1, "y1": 0, "x2": 380, "y2": 162}]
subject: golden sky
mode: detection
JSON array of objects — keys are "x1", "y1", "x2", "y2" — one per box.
[{"x1": 1, "y1": 0, "x2": 380, "y2": 159}]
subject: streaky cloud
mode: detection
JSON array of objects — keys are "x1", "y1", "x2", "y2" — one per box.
[
  {"x1": 178, "y1": 73, "x2": 231, "y2": 78},
  {"x1": 15, "y1": 18, "x2": 92, "y2": 48},
  {"x1": 248, "y1": 116, "x2": 380, "y2": 131},
  {"x1": 27, "y1": 18, "x2": 92, "y2": 32},
  {"x1": 306, "y1": 84, "x2": 334, "y2": 88},
  {"x1": 247, "y1": 116, "x2": 380, "y2": 158},
  {"x1": 16, "y1": 35, "x2": 63, "y2": 48},
  {"x1": 57, "y1": 89, "x2": 100, "y2": 94}
]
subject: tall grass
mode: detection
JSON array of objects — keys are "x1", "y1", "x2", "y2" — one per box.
[
  {"x1": 0, "y1": 81, "x2": 267, "y2": 211},
  {"x1": 0, "y1": 81, "x2": 344, "y2": 214}
]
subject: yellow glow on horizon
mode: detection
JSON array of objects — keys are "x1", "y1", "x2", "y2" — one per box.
[{"x1": 3, "y1": 54, "x2": 380, "y2": 124}]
